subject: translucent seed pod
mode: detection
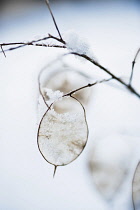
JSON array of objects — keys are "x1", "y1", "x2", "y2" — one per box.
[
  {"x1": 39, "y1": 64, "x2": 92, "y2": 111},
  {"x1": 88, "y1": 135, "x2": 132, "y2": 200},
  {"x1": 132, "y1": 162, "x2": 140, "y2": 209},
  {"x1": 37, "y1": 96, "x2": 88, "y2": 170}
]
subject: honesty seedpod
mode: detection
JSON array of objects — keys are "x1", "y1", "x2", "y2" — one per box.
[
  {"x1": 88, "y1": 135, "x2": 132, "y2": 200},
  {"x1": 37, "y1": 96, "x2": 88, "y2": 175},
  {"x1": 132, "y1": 162, "x2": 140, "y2": 209},
  {"x1": 40, "y1": 69, "x2": 92, "y2": 109}
]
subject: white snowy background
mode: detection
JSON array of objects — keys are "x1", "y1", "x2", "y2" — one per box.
[{"x1": 0, "y1": 1, "x2": 140, "y2": 210}]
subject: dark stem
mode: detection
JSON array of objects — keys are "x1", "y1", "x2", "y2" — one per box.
[
  {"x1": 45, "y1": 0, "x2": 64, "y2": 43},
  {"x1": 0, "y1": 36, "x2": 51, "y2": 49},
  {"x1": 1, "y1": 33, "x2": 140, "y2": 100},
  {"x1": 0, "y1": 37, "x2": 51, "y2": 53},
  {"x1": 0, "y1": 45, "x2": 6, "y2": 57},
  {"x1": 48, "y1": 34, "x2": 65, "y2": 44},
  {"x1": 0, "y1": 35, "x2": 65, "y2": 53},
  {"x1": 63, "y1": 78, "x2": 113, "y2": 97},
  {"x1": 53, "y1": 165, "x2": 57, "y2": 178},
  {"x1": 70, "y1": 52, "x2": 140, "y2": 99},
  {"x1": 129, "y1": 48, "x2": 140, "y2": 86}
]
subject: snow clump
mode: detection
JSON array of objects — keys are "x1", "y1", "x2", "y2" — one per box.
[
  {"x1": 44, "y1": 88, "x2": 63, "y2": 106},
  {"x1": 64, "y1": 30, "x2": 94, "y2": 58}
]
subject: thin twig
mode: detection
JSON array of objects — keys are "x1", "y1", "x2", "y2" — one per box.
[
  {"x1": 0, "y1": 0, "x2": 67, "y2": 54},
  {"x1": 53, "y1": 165, "x2": 57, "y2": 178},
  {"x1": 1, "y1": 38, "x2": 140, "y2": 99},
  {"x1": 63, "y1": 77, "x2": 113, "y2": 97},
  {"x1": 0, "y1": 43, "x2": 65, "y2": 53},
  {"x1": 5, "y1": 44, "x2": 66, "y2": 51},
  {"x1": 48, "y1": 34, "x2": 65, "y2": 44},
  {"x1": 0, "y1": 35, "x2": 65, "y2": 53},
  {"x1": 0, "y1": 45, "x2": 6, "y2": 57},
  {"x1": 45, "y1": 0, "x2": 65, "y2": 43},
  {"x1": 0, "y1": 36, "x2": 50, "y2": 50},
  {"x1": 129, "y1": 48, "x2": 140, "y2": 86},
  {"x1": 132, "y1": 161, "x2": 140, "y2": 210},
  {"x1": 1, "y1": 33, "x2": 140, "y2": 100},
  {"x1": 68, "y1": 52, "x2": 140, "y2": 99},
  {"x1": 0, "y1": 44, "x2": 65, "y2": 53},
  {"x1": 0, "y1": 41, "x2": 46, "y2": 53}
]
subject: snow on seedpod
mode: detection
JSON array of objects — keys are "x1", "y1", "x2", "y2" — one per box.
[
  {"x1": 44, "y1": 88, "x2": 63, "y2": 106},
  {"x1": 41, "y1": 69, "x2": 92, "y2": 110},
  {"x1": 37, "y1": 96, "x2": 88, "y2": 171}
]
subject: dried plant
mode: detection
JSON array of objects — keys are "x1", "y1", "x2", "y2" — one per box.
[
  {"x1": 1, "y1": 0, "x2": 140, "y2": 208},
  {"x1": 132, "y1": 162, "x2": 140, "y2": 210}
]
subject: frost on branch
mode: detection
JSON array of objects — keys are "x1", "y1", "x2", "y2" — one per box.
[
  {"x1": 37, "y1": 97, "x2": 88, "y2": 166},
  {"x1": 64, "y1": 30, "x2": 94, "y2": 58},
  {"x1": 132, "y1": 162, "x2": 140, "y2": 209}
]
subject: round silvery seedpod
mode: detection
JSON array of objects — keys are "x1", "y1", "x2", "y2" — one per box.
[
  {"x1": 39, "y1": 62, "x2": 92, "y2": 111},
  {"x1": 37, "y1": 96, "x2": 88, "y2": 168}
]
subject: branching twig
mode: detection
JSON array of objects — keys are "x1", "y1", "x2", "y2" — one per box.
[
  {"x1": 0, "y1": 35, "x2": 65, "y2": 53},
  {"x1": 1, "y1": 0, "x2": 140, "y2": 100},
  {"x1": 129, "y1": 48, "x2": 140, "y2": 86},
  {"x1": 0, "y1": 36, "x2": 50, "y2": 52},
  {"x1": 45, "y1": 0, "x2": 65, "y2": 43},
  {"x1": 1, "y1": 38, "x2": 140, "y2": 99},
  {"x1": 0, "y1": 45, "x2": 6, "y2": 57},
  {"x1": 48, "y1": 34, "x2": 65, "y2": 44},
  {"x1": 63, "y1": 77, "x2": 113, "y2": 97},
  {"x1": 3, "y1": 44, "x2": 65, "y2": 53},
  {"x1": 0, "y1": 0, "x2": 66, "y2": 54},
  {"x1": 69, "y1": 52, "x2": 140, "y2": 99}
]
